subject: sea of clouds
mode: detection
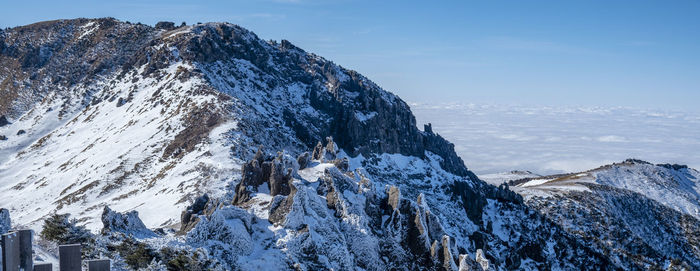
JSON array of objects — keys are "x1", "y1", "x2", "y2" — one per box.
[{"x1": 410, "y1": 103, "x2": 700, "y2": 175}]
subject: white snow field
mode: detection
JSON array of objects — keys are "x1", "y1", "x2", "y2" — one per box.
[{"x1": 410, "y1": 103, "x2": 700, "y2": 175}]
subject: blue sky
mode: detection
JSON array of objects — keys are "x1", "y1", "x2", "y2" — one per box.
[{"x1": 2, "y1": 0, "x2": 699, "y2": 111}]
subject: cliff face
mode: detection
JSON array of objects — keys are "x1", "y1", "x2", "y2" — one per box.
[{"x1": 0, "y1": 18, "x2": 622, "y2": 270}]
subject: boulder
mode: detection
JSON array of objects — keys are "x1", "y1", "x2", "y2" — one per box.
[{"x1": 0, "y1": 115, "x2": 8, "y2": 127}]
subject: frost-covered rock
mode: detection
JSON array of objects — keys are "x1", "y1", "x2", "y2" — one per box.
[
  {"x1": 475, "y1": 249, "x2": 490, "y2": 270},
  {"x1": 186, "y1": 206, "x2": 254, "y2": 257},
  {"x1": 101, "y1": 206, "x2": 155, "y2": 238}
]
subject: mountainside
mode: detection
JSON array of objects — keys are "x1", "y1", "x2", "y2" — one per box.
[
  {"x1": 508, "y1": 160, "x2": 700, "y2": 270},
  {"x1": 0, "y1": 18, "x2": 693, "y2": 270}
]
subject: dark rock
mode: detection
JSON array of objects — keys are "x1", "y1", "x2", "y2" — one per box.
[
  {"x1": 423, "y1": 123, "x2": 469, "y2": 177},
  {"x1": 179, "y1": 194, "x2": 210, "y2": 233},
  {"x1": 16, "y1": 129, "x2": 25, "y2": 135},
  {"x1": 232, "y1": 158, "x2": 266, "y2": 205},
  {"x1": 505, "y1": 251, "x2": 522, "y2": 270},
  {"x1": 452, "y1": 181, "x2": 487, "y2": 225},
  {"x1": 155, "y1": 21, "x2": 176, "y2": 30},
  {"x1": 268, "y1": 185, "x2": 297, "y2": 225},
  {"x1": 0, "y1": 115, "x2": 8, "y2": 127},
  {"x1": 311, "y1": 141, "x2": 324, "y2": 160},
  {"x1": 0, "y1": 135, "x2": 6, "y2": 141},
  {"x1": 324, "y1": 136, "x2": 337, "y2": 160},
  {"x1": 657, "y1": 163, "x2": 688, "y2": 170},
  {"x1": 116, "y1": 97, "x2": 126, "y2": 107},
  {"x1": 269, "y1": 152, "x2": 293, "y2": 196},
  {"x1": 297, "y1": 152, "x2": 310, "y2": 170},
  {"x1": 331, "y1": 157, "x2": 349, "y2": 172}
]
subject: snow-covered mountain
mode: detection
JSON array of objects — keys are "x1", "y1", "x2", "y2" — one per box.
[
  {"x1": 508, "y1": 160, "x2": 700, "y2": 269},
  {"x1": 0, "y1": 18, "x2": 696, "y2": 270}
]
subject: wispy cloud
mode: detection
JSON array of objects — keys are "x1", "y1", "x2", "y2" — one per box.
[
  {"x1": 482, "y1": 36, "x2": 599, "y2": 55},
  {"x1": 624, "y1": 40, "x2": 657, "y2": 47},
  {"x1": 228, "y1": 13, "x2": 286, "y2": 22}
]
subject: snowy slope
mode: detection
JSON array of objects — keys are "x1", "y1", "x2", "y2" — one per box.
[
  {"x1": 515, "y1": 160, "x2": 700, "y2": 219},
  {"x1": 513, "y1": 160, "x2": 700, "y2": 269}
]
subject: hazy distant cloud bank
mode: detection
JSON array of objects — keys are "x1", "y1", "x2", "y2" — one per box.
[{"x1": 410, "y1": 103, "x2": 700, "y2": 175}]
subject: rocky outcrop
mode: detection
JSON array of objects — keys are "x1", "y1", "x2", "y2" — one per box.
[
  {"x1": 232, "y1": 150, "x2": 268, "y2": 205},
  {"x1": 268, "y1": 185, "x2": 298, "y2": 225},
  {"x1": 186, "y1": 206, "x2": 254, "y2": 258},
  {"x1": 154, "y1": 21, "x2": 176, "y2": 30},
  {"x1": 423, "y1": 123, "x2": 469, "y2": 176},
  {"x1": 232, "y1": 150, "x2": 297, "y2": 206},
  {"x1": 269, "y1": 152, "x2": 295, "y2": 196},
  {"x1": 0, "y1": 18, "x2": 156, "y2": 117},
  {"x1": 101, "y1": 206, "x2": 155, "y2": 238},
  {"x1": 0, "y1": 208, "x2": 10, "y2": 234},
  {"x1": 297, "y1": 152, "x2": 310, "y2": 170},
  {"x1": 180, "y1": 194, "x2": 218, "y2": 233}
]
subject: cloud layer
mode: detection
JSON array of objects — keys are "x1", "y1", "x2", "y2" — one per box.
[{"x1": 410, "y1": 103, "x2": 700, "y2": 175}]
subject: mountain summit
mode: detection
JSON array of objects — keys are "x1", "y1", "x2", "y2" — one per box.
[{"x1": 1, "y1": 18, "x2": 695, "y2": 270}]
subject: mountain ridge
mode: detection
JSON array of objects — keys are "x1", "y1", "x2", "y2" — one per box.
[{"x1": 0, "y1": 18, "x2": 695, "y2": 270}]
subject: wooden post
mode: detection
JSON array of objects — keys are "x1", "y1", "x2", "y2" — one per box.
[
  {"x1": 32, "y1": 262, "x2": 52, "y2": 271},
  {"x1": 18, "y1": 230, "x2": 32, "y2": 271},
  {"x1": 58, "y1": 244, "x2": 81, "y2": 271},
  {"x1": 1, "y1": 232, "x2": 20, "y2": 271},
  {"x1": 87, "y1": 259, "x2": 110, "y2": 271}
]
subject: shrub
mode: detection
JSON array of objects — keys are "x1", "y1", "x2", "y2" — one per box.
[
  {"x1": 40, "y1": 213, "x2": 95, "y2": 252},
  {"x1": 109, "y1": 238, "x2": 158, "y2": 270}
]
